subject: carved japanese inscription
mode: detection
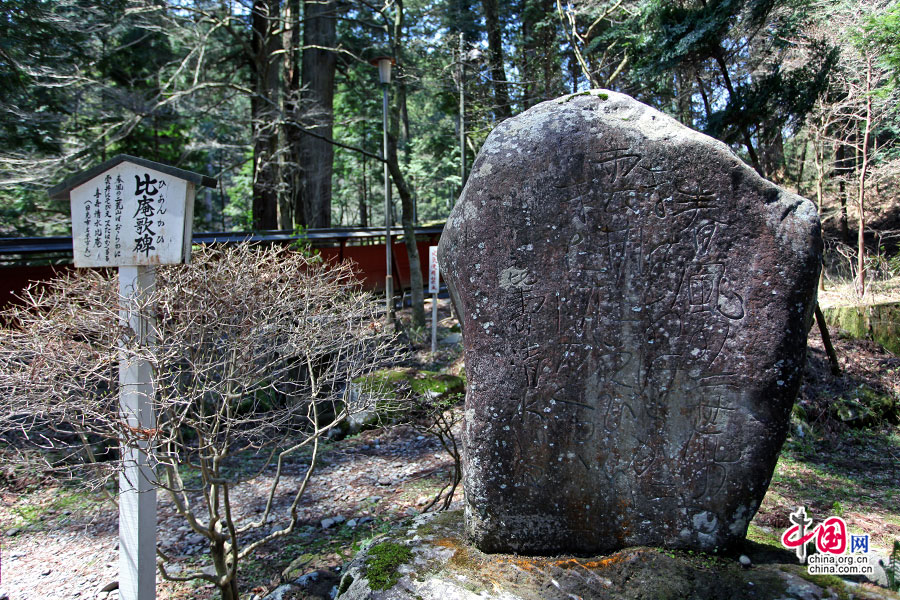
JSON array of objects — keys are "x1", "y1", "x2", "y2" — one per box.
[{"x1": 438, "y1": 91, "x2": 822, "y2": 554}]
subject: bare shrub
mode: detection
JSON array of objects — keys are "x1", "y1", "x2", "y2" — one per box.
[{"x1": 0, "y1": 242, "x2": 402, "y2": 600}]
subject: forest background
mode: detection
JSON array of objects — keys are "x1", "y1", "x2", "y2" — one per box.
[{"x1": 1, "y1": 0, "x2": 899, "y2": 276}]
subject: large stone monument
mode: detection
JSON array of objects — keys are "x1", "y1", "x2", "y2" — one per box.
[{"x1": 438, "y1": 90, "x2": 822, "y2": 555}]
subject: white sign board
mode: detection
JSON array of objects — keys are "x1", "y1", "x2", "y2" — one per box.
[
  {"x1": 429, "y1": 246, "x2": 440, "y2": 293},
  {"x1": 69, "y1": 162, "x2": 194, "y2": 267}
]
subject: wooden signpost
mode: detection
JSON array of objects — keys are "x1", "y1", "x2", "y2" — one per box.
[
  {"x1": 50, "y1": 156, "x2": 215, "y2": 600},
  {"x1": 429, "y1": 246, "x2": 440, "y2": 354}
]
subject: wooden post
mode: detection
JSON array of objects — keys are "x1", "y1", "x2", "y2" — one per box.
[
  {"x1": 429, "y1": 246, "x2": 439, "y2": 354},
  {"x1": 51, "y1": 156, "x2": 214, "y2": 600},
  {"x1": 118, "y1": 264, "x2": 157, "y2": 600}
]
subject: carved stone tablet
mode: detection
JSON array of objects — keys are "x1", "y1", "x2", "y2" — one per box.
[{"x1": 438, "y1": 91, "x2": 822, "y2": 555}]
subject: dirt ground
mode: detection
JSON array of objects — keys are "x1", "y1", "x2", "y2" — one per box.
[{"x1": 1, "y1": 296, "x2": 898, "y2": 600}]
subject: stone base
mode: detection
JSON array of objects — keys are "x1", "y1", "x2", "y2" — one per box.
[{"x1": 335, "y1": 510, "x2": 896, "y2": 600}]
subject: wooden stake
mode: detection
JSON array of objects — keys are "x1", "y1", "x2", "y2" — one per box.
[{"x1": 118, "y1": 265, "x2": 157, "y2": 600}]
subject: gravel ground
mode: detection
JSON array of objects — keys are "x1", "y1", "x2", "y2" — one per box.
[
  {"x1": 1, "y1": 423, "x2": 460, "y2": 600},
  {"x1": 3, "y1": 297, "x2": 899, "y2": 599}
]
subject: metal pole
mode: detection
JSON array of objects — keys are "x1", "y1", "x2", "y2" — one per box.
[
  {"x1": 382, "y1": 82, "x2": 393, "y2": 323},
  {"x1": 118, "y1": 264, "x2": 157, "y2": 600},
  {"x1": 458, "y1": 32, "x2": 466, "y2": 197}
]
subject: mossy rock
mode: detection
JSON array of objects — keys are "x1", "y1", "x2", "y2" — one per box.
[
  {"x1": 823, "y1": 302, "x2": 900, "y2": 355},
  {"x1": 352, "y1": 368, "x2": 465, "y2": 400},
  {"x1": 832, "y1": 385, "x2": 900, "y2": 427},
  {"x1": 335, "y1": 511, "x2": 899, "y2": 599},
  {"x1": 364, "y1": 542, "x2": 413, "y2": 591},
  {"x1": 342, "y1": 369, "x2": 465, "y2": 434}
]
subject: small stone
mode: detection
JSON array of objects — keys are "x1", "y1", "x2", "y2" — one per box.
[
  {"x1": 0, "y1": 588, "x2": 8, "y2": 600},
  {"x1": 416, "y1": 496, "x2": 430, "y2": 506},
  {"x1": 357, "y1": 516, "x2": 374, "y2": 525},
  {"x1": 367, "y1": 496, "x2": 382, "y2": 504},
  {"x1": 440, "y1": 333, "x2": 461, "y2": 345},
  {"x1": 739, "y1": 555, "x2": 752, "y2": 568},
  {"x1": 5, "y1": 528, "x2": 19, "y2": 537},
  {"x1": 377, "y1": 478, "x2": 393, "y2": 486},
  {"x1": 41, "y1": 567, "x2": 51, "y2": 576},
  {"x1": 321, "y1": 518, "x2": 336, "y2": 529},
  {"x1": 347, "y1": 519, "x2": 358, "y2": 528}
]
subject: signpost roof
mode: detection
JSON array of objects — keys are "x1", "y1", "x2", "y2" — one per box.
[{"x1": 48, "y1": 154, "x2": 217, "y2": 201}]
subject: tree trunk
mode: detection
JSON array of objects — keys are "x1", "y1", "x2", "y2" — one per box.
[
  {"x1": 481, "y1": 0, "x2": 513, "y2": 119},
  {"x1": 712, "y1": 49, "x2": 762, "y2": 176},
  {"x1": 295, "y1": 0, "x2": 337, "y2": 228},
  {"x1": 387, "y1": 132, "x2": 425, "y2": 328},
  {"x1": 835, "y1": 142, "x2": 851, "y2": 243},
  {"x1": 518, "y1": 0, "x2": 536, "y2": 108},
  {"x1": 250, "y1": 0, "x2": 282, "y2": 231},
  {"x1": 795, "y1": 132, "x2": 807, "y2": 195},
  {"x1": 538, "y1": 0, "x2": 559, "y2": 101},
  {"x1": 389, "y1": 0, "x2": 425, "y2": 328},
  {"x1": 359, "y1": 152, "x2": 368, "y2": 227},
  {"x1": 760, "y1": 119, "x2": 785, "y2": 181},
  {"x1": 675, "y1": 67, "x2": 693, "y2": 126},
  {"x1": 815, "y1": 304, "x2": 841, "y2": 376},
  {"x1": 813, "y1": 134, "x2": 826, "y2": 291},
  {"x1": 281, "y1": 0, "x2": 302, "y2": 229},
  {"x1": 856, "y1": 55, "x2": 873, "y2": 298}
]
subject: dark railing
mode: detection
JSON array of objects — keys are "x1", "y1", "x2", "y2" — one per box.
[
  {"x1": 0, "y1": 226, "x2": 445, "y2": 310},
  {"x1": 0, "y1": 226, "x2": 444, "y2": 256}
]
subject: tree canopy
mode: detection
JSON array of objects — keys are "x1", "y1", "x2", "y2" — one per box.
[{"x1": 1, "y1": 0, "x2": 898, "y2": 291}]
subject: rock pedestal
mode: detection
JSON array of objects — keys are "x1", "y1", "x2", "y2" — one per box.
[
  {"x1": 438, "y1": 90, "x2": 822, "y2": 554},
  {"x1": 334, "y1": 511, "x2": 893, "y2": 600}
]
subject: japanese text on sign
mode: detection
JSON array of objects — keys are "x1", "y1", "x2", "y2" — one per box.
[{"x1": 69, "y1": 162, "x2": 191, "y2": 267}]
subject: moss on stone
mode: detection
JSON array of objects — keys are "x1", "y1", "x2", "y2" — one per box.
[
  {"x1": 832, "y1": 384, "x2": 899, "y2": 427},
  {"x1": 354, "y1": 368, "x2": 465, "y2": 399},
  {"x1": 365, "y1": 542, "x2": 413, "y2": 591},
  {"x1": 788, "y1": 566, "x2": 851, "y2": 600},
  {"x1": 824, "y1": 302, "x2": 900, "y2": 355}
]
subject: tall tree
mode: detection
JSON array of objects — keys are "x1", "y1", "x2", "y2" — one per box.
[
  {"x1": 250, "y1": 0, "x2": 282, "y2": 230},
  {"x1": 295, "y1": 0, "x2": 338, "y2": 228},
  {"x1": 386, "y1": 0, "x2": 426, "y2": 328},
  {"x1": 481, "y1": 0, "x2": 513, "y2": 119},
  {"x1": 596, "y1": 0, "x2": 835, "y2": 179}
]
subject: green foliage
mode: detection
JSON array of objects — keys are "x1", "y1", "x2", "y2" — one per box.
[
  {"x1": 365, "y1": 542, "x2": 412, "y2": 591},
  {"x1": 224, "y1": 156, "x2": 254, "y2": 231},
  {"x1": 865, "y1": 4, "x2": 900, "y2": 87},
  {"x1": 888, "y1": 539, "x2": 900, "y2": 592},
  {"x1": 290, "y1": 224, "x2": 322, "y2": 261}
]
